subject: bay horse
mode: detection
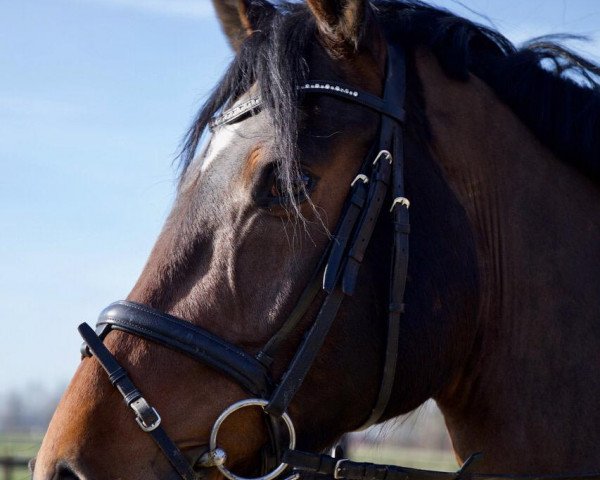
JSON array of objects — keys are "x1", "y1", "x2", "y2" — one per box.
[{"x1": 33, "y1": 1, "x2": 600, "y2": 479}]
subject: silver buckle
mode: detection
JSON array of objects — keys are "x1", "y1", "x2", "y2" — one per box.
[
  {"x1": 373, "y1": 150, "x2": 392, "y2": 165},
  {"x1": 390, "y1": 196, "x2": 410, "y2": 212},
  {"x1": 333, "y1": 459, "x2": 348, "y2": 480},
  {"x1": 351, "y1": 174, "x2": 369, "y2": 187},
  {"x1": 130, "y1": 397, "x2": 162, "y2": 432},
  {"x1": 135, "y1": 406, "x2": 161, "y2": 432}
]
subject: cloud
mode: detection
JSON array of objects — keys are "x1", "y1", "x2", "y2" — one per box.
[{"x1": 77, "y1": 0, "x2": 214, "y2": 19}]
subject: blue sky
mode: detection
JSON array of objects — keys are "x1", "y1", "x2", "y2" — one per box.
[{"x1": 1, "y1": 0, "x2": 599, "y2": 393}]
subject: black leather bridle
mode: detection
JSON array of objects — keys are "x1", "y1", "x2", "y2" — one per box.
[
  {"x1": 77, "y1": 27, "x2": 409, "y2": 480},
  {"x1": 74, "y1": 21, "x2": 600, "y2": 480}
]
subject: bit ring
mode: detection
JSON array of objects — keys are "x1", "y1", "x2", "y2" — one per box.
[{"x1": 208, "y1": 399, "x2": 296, "y2": 480}]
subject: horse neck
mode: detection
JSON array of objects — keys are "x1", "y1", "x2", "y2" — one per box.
[{"x1": 414, "y1": 49, "x2": 600, "y2": 472}]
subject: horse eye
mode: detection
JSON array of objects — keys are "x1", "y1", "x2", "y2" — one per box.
[{"x1": 269, "y1": 170, "x2": 315, "y2": 199}]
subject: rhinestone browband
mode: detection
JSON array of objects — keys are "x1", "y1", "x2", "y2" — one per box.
[
  {"x1": 209, "y1": 97, "x2": 262, "y2": 130},
  {"x1": 209, "y1": 81, "x2": 363, "y2": 130},
  {"x1": 299, "y1": 82, "x2": 360, "y2": 97},
  {"x1": 209, "y1": 79, "x2": 403, "y2": 130}
]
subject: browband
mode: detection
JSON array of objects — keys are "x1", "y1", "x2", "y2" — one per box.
[
  {"x1": 208, "y1": 79, "x2": 405, "y2": 131},
  {"x1": 299, "y1": 81, "x2": 405, "y2": 123}
]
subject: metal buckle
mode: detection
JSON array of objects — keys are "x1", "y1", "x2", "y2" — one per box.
[
  {"x1": 208, "y1": 398, "x2": 297, "y2": 480},
  {"x1": 130, "y1": 397, "x2": 162, "y2": 432},
  {"x1": 351, "y1": 174, "x2": 369, "y2": 187},
  {"x1": 390, "y1": 197, "x2": 410, "y2": 212},
  {"x1": 135, "y1": 406, "x2": 161, "y2": 432},
  {"x1": 373, "y1": 150, "x2": 392, "y2": 165},
  {"x1": 198, "y1": 448, "x2": 227, "y2": 468},
  {"x1": 333, "y1": 459, "x2": 348, "y2": 480}
]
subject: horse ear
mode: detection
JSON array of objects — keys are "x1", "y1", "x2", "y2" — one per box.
[
  {"x1": 211, "y1": 0, "x2": 273, "y2": 51},
  {"x1": 306, "y1": 0, "x2": 375, "y2": 53}
]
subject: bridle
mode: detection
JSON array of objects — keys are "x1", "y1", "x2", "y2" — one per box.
[
  {"x1": 74, "y1": 20, "x2": 600, "y2": 480},
  {"x1": 77, "y1": 23, "x2": 408, "y2": 480}
]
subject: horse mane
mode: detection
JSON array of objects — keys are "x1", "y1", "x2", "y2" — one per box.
[
  {"x1": 377, "y1": 1, "x2": 600, "y2": 183},
  {"x1": 180, "y1": 0, "x2": 600, "y2": 192}
]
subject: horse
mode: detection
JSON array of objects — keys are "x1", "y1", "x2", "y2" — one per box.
[{"x1": 33, "y1": 0, "x2": 600, "y2": 479}]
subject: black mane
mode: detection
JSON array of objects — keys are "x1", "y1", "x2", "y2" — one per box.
[
  {"x1": 377, "y1": 1, "x2": 600, "y2": 183},
  {"x1": 180, "y1": 0, "x2": 600, "y2": 187}
]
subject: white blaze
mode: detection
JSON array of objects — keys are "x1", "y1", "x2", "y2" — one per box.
[{"x1": 200, "y1": 122, "x2": 245, "y2": 174}]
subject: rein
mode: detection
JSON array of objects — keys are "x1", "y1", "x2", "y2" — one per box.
[{"x1": 74, "y1": 22, "x2": 600, "y2": 480}]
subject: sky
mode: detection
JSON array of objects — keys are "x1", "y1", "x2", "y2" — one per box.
[{"x1": 1, "y1": 0, "x2": 599, "y2": 394}]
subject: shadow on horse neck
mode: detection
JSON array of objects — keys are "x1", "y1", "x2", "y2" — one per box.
[
  {"x1": 34, "y1": 1, "x2": 600, "y2": 479},
  {"x1": 412, "y1": 48, "x2": 600, "y2": 471}
]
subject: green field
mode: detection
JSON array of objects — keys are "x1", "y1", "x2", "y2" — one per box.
[{"x1": 0, "y1": 434, "x2": 40, "y2": 480}]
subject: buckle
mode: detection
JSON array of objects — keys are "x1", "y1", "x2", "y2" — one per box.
[
  {"x1": 135, "y1": 408, "x2": 161, "y2": 432},
  {"x1": 80, "y1": 342, "x2": 91, "y2": 358},
  {"x1": 390, "y1": 197, "x2": 410, "y2": 212},
  {"x1": 333, "y1": 459, "x2": 348, "y2": 480},
  {"x1": 373, "y1": 150, "x2": 392, "y2": 165},
  {"x1": 351, "y1": 174, "x2": 369, "y2": 187},
  {"x1": 130, "y1": 397, "x2": 162, "y2": 432}
]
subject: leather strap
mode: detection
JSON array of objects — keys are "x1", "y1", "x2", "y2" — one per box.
[
  {"x1": 323, "y1": 173, "x2": 370, "y2": 293},
  {"x1": 78, "y1": 323, "x2": 197, "y2": 480},
  {"x1": 299, "y1": 81, "x2": 405, "y2": 123},
  {"x1": 265, "y1": 288, "x2": 346, "y2": 418},
  {"x1": 209, "y1": 80, "x2": 405, "y2": 132},
  {"x1": 96, "y1": 301, "x2": 272, "y2": 398},
  {"x1": 358, "y1": 37, "x2": 409, "y2": 430},
  {"x1": 284, "y1": 449, "x2": 600, "y2": 480},
  {"x1": 256, "y1": 273, "x2": 323, "y2": 368},
  {"x1": 341, "y1": 149, "x2": 392, "y2": 295}
]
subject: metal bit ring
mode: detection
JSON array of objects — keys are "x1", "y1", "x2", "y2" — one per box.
[{"x1": 208, "y1": 399, "x2": 296, "y2": 480}]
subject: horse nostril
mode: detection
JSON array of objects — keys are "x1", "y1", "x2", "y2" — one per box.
[
  {"x1": 55, "y1": 463, "x2": 81, "y2": 480},
  {"x1": 28, "y1": 456, "x2": 37, "y2": 473}
]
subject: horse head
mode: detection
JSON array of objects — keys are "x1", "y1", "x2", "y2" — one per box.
[
  {"x1": 35, "y1": 1, "x2": 424, "y2": 478},
  {"x1": 33, "y1": 0, "x2": 600, "y2": 479}
]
